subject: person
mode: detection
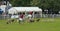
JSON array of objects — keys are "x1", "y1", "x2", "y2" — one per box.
[
  {"x1": 27, "y1": 11, "x2": 34, "y2": 22},
  {"x1": 18, "y1": 13, "x2": 24, "y2": 24}
]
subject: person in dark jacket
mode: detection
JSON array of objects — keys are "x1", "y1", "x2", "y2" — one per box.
[{"x1": 19, "y1": 13, "x2": 25, "y2": 24}]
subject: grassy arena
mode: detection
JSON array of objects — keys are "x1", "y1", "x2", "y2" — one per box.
[{"x1": 0, "y1": 18, "x2": 60, "y2": 31}]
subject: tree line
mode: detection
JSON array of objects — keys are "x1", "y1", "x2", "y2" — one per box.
[{"x1": 0, "y1": 0, "x2": 60, "y2": 14}]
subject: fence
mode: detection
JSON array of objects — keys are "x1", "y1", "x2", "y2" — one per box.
[
  {"x1": 42, "y1": 14, "x2": 60, "y2": 18},
  {"x1": 0, "y1": 15, "x2": 10, "y2": 20},
  {"x1": 0, "y1": 14, "x2": 60, "y2": 20}
]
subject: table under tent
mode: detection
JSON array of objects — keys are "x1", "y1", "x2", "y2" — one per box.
[{"x1": 8, "y1": 7, "x2": 42, "y2": 19}]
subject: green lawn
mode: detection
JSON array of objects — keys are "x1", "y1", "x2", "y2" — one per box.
[{"x1": 0, "y1": 18, "x2": 60, "y2": 31}]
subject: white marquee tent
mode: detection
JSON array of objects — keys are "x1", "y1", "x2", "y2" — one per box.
[{"x1": 8, "y1": 7, "x2": 42, "y2": 14}]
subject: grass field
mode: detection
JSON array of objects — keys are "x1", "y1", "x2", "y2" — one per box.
[{"x1": 0, "y1": 18, "x2": 60, "y2": 31}]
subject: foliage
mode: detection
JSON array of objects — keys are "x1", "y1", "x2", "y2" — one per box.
[{"x1": 1, "y1": 0, "x2": 60, "y2": 13}]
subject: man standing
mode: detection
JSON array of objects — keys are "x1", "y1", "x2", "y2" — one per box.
[
  {"x1": 27, "y1": 11, "x2": 34, "y2": 22},
  {"x1": 19, "y1": 13, "x2": 24, "y2": 24}
]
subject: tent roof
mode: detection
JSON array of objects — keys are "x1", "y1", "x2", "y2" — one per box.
[
  {"x1": 8, "y1": 7, "x2": 42, "y2": 14},
  {"x1": 12, "y1": 7, "x2": 42, "y2": 12},
  {"x1": 8, "y1": 8, "x2": 18, "y2": 14}
]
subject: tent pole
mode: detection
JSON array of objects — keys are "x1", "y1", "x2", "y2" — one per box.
[
  {"x1": 33, "y1": 11, "x2": 34, "y2": 18},
  {"x1": 25, "y1": 10, "x2": 26, "y2": 19}
]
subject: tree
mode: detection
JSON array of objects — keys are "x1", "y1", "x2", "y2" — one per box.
[
  {"x1": 10, "y1": 0, "x2": 32, "y2": 7},
  {"x1": 30, "y1": 0, "x2": 40, "y2": 6},
  {"x1": 5, "y1": 0, "x2": 60, "y2": 14}
]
